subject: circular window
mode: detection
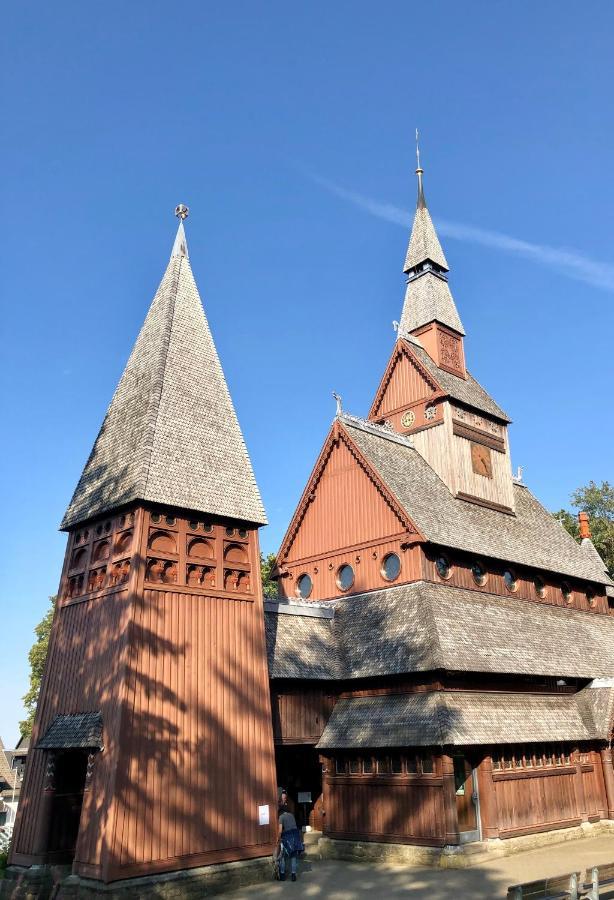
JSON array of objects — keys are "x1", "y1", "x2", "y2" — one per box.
[
  {"x1": 104, "y1": 521, "x2": 111, "y2": 533},
  {"x1": 561, "y1": 582, "x2": 572, "y2": 604},
  {"x1": 118, "y1": 515, "x2": 126, "y2": 529},
  {"x1": 503, "y1": 570, "x2": 517, "y2": 592},
  {"x1": 165, "y1": 516, "x2": 176, "y2": 526},
  {"x1": 534, "y1": 576, "x2": 546, "y2": 599},
  {"x1": 83, "y1": 530, "x2": 89, "y2": 540},
  {"x1": 336, "y1": 564, "x2": 355, "y2": 592},
  {"x1": 189, "y1": 520, "x2": 199, "y2": 530},
  {"x1": 296, "y1": 574, "x2": 313, "y2": 599},
  {"x1": 381, "y1": 553, "x2": 401, "y2": 582},
  {"x1": 435, "y1": 556, "x2": 452, "y2": 580},
  {"x1": 226, "y1": 527, "x2": 235, "y2": 537},
  {"x1": 238, "y1": 529, "x2": 248, "y2": 538},
  {"x1": 151, "y1": 513, "x2": 161, "y2": 524},
  {"x1": 75, "y1": 532, "x2": 82, "y2": 544},
  {"x1": 96, "y1": 524, "x2": 103, "y2": 536},
  {"x1": 203, "y1": 523, "x2": 213, "y2": 533},
  {"x1": 587, "y1": 590, "x2": 596, "y2": 608},
  {"x1": 471, "y1": 561, "x2": 487, "y2": 586}
]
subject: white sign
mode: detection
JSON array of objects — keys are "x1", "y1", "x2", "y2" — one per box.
[
  {"x1": 297, "y1": 791, "x2": 312, "y2": 804},
  {"x1": 258, "y1": 804, "x2": 270, "y2": 826}
]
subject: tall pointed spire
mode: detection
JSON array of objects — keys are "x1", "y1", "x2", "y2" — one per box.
[
  {"x1": 399, "y1": 143, "x2": 464, "y2": 338},
  {"x1": 61, "y1": 207, "x2": 267, "y2": 528}
]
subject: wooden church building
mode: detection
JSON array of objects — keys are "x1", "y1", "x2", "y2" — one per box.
[{"x1": 5, "y1": 165, "x2": 614, "y2": 895}]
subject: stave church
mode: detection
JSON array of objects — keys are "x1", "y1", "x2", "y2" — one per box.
[{"x1": 5, "y1": 163, "x2": 614, "y2": 897}]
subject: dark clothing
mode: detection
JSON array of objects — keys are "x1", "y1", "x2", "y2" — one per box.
[{"x1": 279, "y1": 811, "x2": 297, "y2": 833}]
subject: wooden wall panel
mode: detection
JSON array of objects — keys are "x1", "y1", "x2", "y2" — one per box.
[
  {"x1": 453, "y1": 431, "x2": 515, "y2": 511},
  {"x1": 325, "y1": 777, "x2": 446, "y2": 846},
  {"x1": 373, "y1": 351, "x2": 435, "y2": 419},
  {"x1": 421, "y1": 550, "x2": 608, "y2": 616},
  {"x1": 110, "y1": 586, "x2": 276, "y2": 876},
  {"x1": 411, "y1": 410, "x2": 456, "y2": 493},
  {"x1": 271, "y1": 690, "x2": 335, "y2": 744},
  {"x1": 493, "y1": 770, "x2": 581, "y2": 836},
  {"x1": 281, "y1": 543, "x2": 421, "y2": 603},
  {"x1": 285, "y1": 438, "x2": 406, "y2": 564}
]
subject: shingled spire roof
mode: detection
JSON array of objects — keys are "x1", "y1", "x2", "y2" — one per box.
[
  {"x1": 400, "y1": 161, "x2": 465, "y2": 336},
  {"x1": 61, "y1": 213, "x2": 267, "y2": 529}
]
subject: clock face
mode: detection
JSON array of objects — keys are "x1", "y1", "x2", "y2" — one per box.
[
  {"x1": 401, "y1": 409, "x2": 415, "y2": 429},
  {"x1": 471, "y1": 442, "x2": 493, "y2": 478}
]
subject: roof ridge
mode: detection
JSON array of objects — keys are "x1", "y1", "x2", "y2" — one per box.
[
  {"x1": 141, "y1": 255, "x2": 182, "y2": 500},
  {"x1": 339, "y1": 413, "x2": 414, "y2": 448}
]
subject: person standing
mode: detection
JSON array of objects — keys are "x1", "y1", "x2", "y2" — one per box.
[{"x1": 277, "y1": 804, "x2": 302, "y2": 882}]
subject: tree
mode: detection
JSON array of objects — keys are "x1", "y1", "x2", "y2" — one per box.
[
  {"x1": 260, "y1": 552, "x2": 278, "y2": 598},
  {"x1": 19, "y1": 596, "x2": 56, "y2": 738},
  {"x1": 554, "y1": 480, "x2": 614, "y2": 576}
]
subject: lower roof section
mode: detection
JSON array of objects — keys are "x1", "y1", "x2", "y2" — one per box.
[
  {"x1": 265, "y1": 581, "x2": 614, "y2": 681},
  {"x1": 316, "y1": 685, "x2": 614, "y2": 749},
  {"x1": 36, "y1": 712, "x2": 103, "y2": 750}
]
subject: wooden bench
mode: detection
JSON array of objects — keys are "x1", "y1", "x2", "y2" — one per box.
[
  {"x1": 580, "y1": 862, "x2": 614, "y2": 899},
  {"x1": 508, "y1": 863, "x2": 614, "y2": 899},
  {"x1": 507, "y1": 872, "x2": 581, "y2": 899}
]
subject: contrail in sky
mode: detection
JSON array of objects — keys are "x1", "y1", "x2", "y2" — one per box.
[{"x1": 309, "y1": 173, "x2": 614, "y2": 294}]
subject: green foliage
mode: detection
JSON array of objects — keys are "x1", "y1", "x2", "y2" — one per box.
[
  {"x1": 555, "y1": 480, "x2": 614, "y2": 576},
  {"x1": 0, "y1": 848, "x2": 8, "y2": 871},
  {"x1": 19, "y1": 596, "x2": 56, "y2": 739},
  {"x1": 260, "y1": 552, "x2": 278, "y2": 598}
]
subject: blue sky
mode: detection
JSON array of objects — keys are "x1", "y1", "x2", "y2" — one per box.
[{"x1": 1, "y1": 1, "x2": 613, "y2": 745}]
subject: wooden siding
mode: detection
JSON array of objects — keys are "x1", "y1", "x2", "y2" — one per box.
[
  {"x1": 453, "y1": 427, "x2": 515, "y2": 511},
  {"x1": 281, "y1": 542, "x2": 422, "y2": 603},
  {"x1": 370, "y1": 346, "x2": 436, "y2": 419},
  {"x1": 10, "y1": 505, "x2": 277, "y2": 883},
  {"x1": 324, "y1": 770, "x2": 446, "y2": 846},
  {"x1": 284, "y1": 437, "x2": 406, "y2": 564},
  {"x1": 489, "y1": 749, "x2": 607, "y2": 839},
  {"x1": 422, "y1": 548, "x2": 609, "y2": 615},
  {"x1": 271, "y1": 689, "x2": 335, "y2": 744}
]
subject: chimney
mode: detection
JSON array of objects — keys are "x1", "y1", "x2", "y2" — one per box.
[{"x1": 578, "y1": 511, "x2": 591, "y2": 540}]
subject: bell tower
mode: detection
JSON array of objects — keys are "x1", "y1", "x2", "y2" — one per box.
[
  {"x1": 369, "y1": 146, "x2": 516, "y2": 514},
  {"x1": 9, "y1": 208, "x2": 277, "y2": 889}
]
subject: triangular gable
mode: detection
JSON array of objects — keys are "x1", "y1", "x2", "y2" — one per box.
[
  {"x1": 277, "y1": 421, "x2": 424, "y2": 566},
  {"x1": 369, "y1": 339, "x2": 443, "y2": 420}
]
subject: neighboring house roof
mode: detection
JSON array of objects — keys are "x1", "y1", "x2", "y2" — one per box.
[
  {"x1": 0, "y1": 738, "x2": 14, "y2": 788},
  {"x1": 400, "y1": 272, "x2": 465, "y2": 336},
  {"x1": 265, "y1": 580, "x2": 614, "y2": 682},
  {"x1": 61, "y1": 221, "x2": 266, "y2": 529},
  {"x1": 342, "y1": 419, "x2": 611, "y2": 585},
  {"x1": 36, "y1": 713, "x2": 103, "y2": 750},
  {"x1": 317, "y1": 687, "x2": 613, "y2": 749},
  {"x1": 409, "y1": 343, "x2": 511, "y2": 422}
]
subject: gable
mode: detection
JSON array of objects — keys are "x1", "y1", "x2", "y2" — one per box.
[
  {"x1": 278, "y1": 424, "x2": 420, "y2": 565},
  {"x1": 369, "y1": 341, "x2": 440, "y2": 420}
]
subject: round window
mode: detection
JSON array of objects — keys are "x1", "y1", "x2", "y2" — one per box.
[
  {"x1": 381, "y1": 553, "x2": 401, "y2": 582},
  {"x1": 165, "y1": 516, "x2": 176, "y2": 526},
  {"x1": 561, "y1": 582, "x2": 572, "y2": 604},
  {"x1": 189, "y1": 520, "x2": 199, "y2": 531},
  {"x1": 471, "y1": 561, "x2": 487, "y2": 586},
  {"x1": 435, "y1": 556, "x2": 452, "y2": 580},
  {"x1": 503, "y1": 570, "x2": 517, "y2": 592},
  {"x1": 226, "y1": 527, "x2": 235, "y2": 537},
  {"x1": 534, "y1": 576, "x2": 546, "y2": 599},
  {"x1": 336, "y1": 564, "x2": 355, "y2": 592},
  {"x1": 296, "y1": 574, "x2": 313, "y2": 599},
  {"x1": 203, "y1": 523, "x2": 213, "y2": 533},
  {"x1": 587, "y1": 590, "x2": 596, "y2": 607},
  {"x1": 151, "y1": 513, "x2": 161, "y2": 524},
  {"x1": 238, "y1": 529, "x2": 248, "y2": 538}
]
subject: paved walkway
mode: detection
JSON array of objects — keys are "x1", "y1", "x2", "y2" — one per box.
[{"x1": 226, "y1": 836, "x2": 614, "y2": 899}]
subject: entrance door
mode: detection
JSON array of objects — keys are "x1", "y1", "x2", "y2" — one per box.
[
  {"x1": 47, "y1": 750, "x2": 88, "y2": 862},
  {"x1": 275, "y1": 745, "x2": 324, "y2": 831},
  {"x1": 453, "y1": 754, "x2": 480, "y2": 843}
]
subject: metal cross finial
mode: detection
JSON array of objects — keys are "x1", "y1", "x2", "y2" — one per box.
[
  {"x1": 415, "y1": 128, "x2": 421, "y2": 172},
  {"x1": 332, "y1": 391, "x2": 343, "y2": 416},
  {"x1": 392, "y1": 320, "x2": 400, "y2": 334},
  {"x1": 415, "y1": 129, "x2": 425, "y2": 207},
  {"x1": 175, "y1": 204, "x2": 189, "y2": 221}
]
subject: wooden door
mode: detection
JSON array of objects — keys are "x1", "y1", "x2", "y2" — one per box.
[{"x1": 453, "y1": 754, "x2": 480, "y2": 842}]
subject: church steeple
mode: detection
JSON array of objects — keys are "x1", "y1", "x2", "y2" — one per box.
[
  {"x1": 61, "y1": 206, "x2": 266, "y2": 528},
  {"x1": 398, "y1": 148, "x2": 466, "y2": 376}
]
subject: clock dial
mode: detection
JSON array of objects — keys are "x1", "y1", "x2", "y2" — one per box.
[
  {"x1": 401, "y1": 409, "x2": 415, "y2": 429},
  {"x1": 470, "y1": 442, "x2": 493, "y2": 478}
]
